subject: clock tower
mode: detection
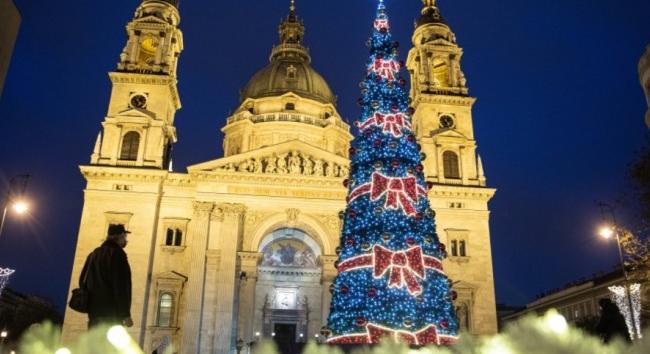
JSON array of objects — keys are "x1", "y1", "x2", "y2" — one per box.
[
  {"x1": 407, "y1": 0, "x2": 498, "y2": 334},
  {"x1": 91, "y1": 0, "x2": 183, "y2": 169}
]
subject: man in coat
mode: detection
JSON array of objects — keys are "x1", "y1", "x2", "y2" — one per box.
[
  {"x1": 595, "y1": 298, "x2": 631, "y2": 343},
  {"x1": 80, "y1": 224, "x2": 133, "y2": 329}
]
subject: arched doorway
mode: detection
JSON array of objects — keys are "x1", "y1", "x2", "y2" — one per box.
[{"x1": 252, "y1": 228, "x2": 323, "y2": 349}]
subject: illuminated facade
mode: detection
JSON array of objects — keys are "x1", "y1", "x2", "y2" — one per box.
[
  {"x1": 0, "y1": 0, "x2": 21, "y2": 99},
  {"x1": 62, "y1": 0, "x2": 497, "y2": 352}
]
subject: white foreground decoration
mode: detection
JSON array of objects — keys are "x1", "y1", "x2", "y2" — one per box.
[
  {"x1": 609, "y1": 284, "x2": 643, "y2": 340},
  {"x1": 0, "y1": 267, "x2": 15, "y2": 296}
]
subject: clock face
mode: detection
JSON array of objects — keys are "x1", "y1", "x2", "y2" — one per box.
[
  {"x1": 130, "y1": 94, "x2": 147, "y2": 109},
  {"x1": 439, "y1": 115, "x2": 455, "y2": 129},
  {"x1": 140, "y1": 36, "x2": 159, "y2": 55}
]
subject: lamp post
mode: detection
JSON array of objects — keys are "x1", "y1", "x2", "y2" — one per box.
[
  {"x1": 597, "y1": 203, "x2": 641, "y2": 340},
  {"x1": 0, "y1": 174, "x2": 30, "y2": 243}
]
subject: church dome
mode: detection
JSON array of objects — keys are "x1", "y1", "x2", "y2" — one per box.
[
  {"x1": 242, "y1": 59, "x2": 336, "y2": 105},
  {"x1": 416, "y1": 0, "x2": 447, "y2": 28},
  {"x1": 240, "y1": 2, "x2": 336, "y2": 105}
]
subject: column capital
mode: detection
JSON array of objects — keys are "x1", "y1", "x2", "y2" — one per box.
[
  {"x1": 193, "y1": 201, "x2": 215, "y2": 217},
  {"x1": 215, "y1": 203, "x2": 248, "y2": 217}
]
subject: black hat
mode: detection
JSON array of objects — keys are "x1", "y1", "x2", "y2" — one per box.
[{"x1": 108, "y1": 224, "x2": 131, "y2": 236}]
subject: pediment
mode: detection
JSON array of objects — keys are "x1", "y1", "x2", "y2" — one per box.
[
  {"x1": 117, "y1": 107, "x2": 156, "y2": 119},
  {"x1": 155, "y1": 271, "x2": 188, "y2": 283},
  {"x1": 431, "y1": 128, "x2": 468, "y2": 140},
  {"x1": 188, "y1": 140, "x2": 350, "y2": 178},
  {"x1": 451, "y1": 280, "x2": 479, "y2": 291}
]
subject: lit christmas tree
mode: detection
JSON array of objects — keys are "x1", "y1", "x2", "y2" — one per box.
[{"x1": 325, "y1": 0, "x2": 458, "y2": 346}]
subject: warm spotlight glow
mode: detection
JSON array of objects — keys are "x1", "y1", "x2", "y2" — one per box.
[
  {"x1": 55, "y1": 348, "x2": 72, "y2": 354},
  {"x1": 599, "y1": 226, "x2": 614, "y2": 239},
  {"x1": 545, "y1": 310, "x2": 568, "y2": 335},
  {"x1": 0, "y1": 330, "x2": 7, "y2": 338},
  {"x1": 107, "y1": 325, "x2": 131, "y2": 350},
  {"x1": 11, "y1": 200, "x2": 29, "y2": 214}
]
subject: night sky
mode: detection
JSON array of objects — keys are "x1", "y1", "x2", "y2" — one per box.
[{"x1": 0, "y1": 0, "x2": 649, "y2": 314}]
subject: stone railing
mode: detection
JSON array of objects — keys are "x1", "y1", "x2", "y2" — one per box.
[
  {"x1": 216, "y1": 151, "x2": 349, "y2": 178},
  {"x1": 227, "y1": 112, "x2": 349, "y2": 130}
]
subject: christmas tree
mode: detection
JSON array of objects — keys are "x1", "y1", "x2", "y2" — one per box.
[{"x1": 325, "y1": 0, "x2": 458, "y2": 346}]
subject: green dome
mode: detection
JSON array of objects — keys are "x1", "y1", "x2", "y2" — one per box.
[
  {"x1": 241, "y1": 59, "x2": 336, "y2": 105},
  {"x1": 240, "y1": 4, "x2": 336, "y2": 105}
]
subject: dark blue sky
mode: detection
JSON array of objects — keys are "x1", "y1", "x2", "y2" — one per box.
[{"x1": 0, "y1": 0, "x2": 649, "y2": 313}]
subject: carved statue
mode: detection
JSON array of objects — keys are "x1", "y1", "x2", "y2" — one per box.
[
  {"x1": 459, "y1": 70, "x2": 467, "y2": 87},
  {"x1": 303, "y1": 156, "x2": 314, "y2": 175},
  {"x1": 224, "y1": 163, "x2": 236, "y2": 172},
  {"x1": 289, "y1": 151, "x2": 302, "y2": 175},
  {"x1": 313, "y1": 159, "x2": 324, "y2": 176},
  {"x1": 252, "y1": 158, "x2": 263, "y2": 173},
  {"x1": 325, "y1": 163, "x2": 337, "y2": 177},
  {"x1": 277, "y1": 153, "x2": 288, "y2": 174},
  {"x1": 265, "y1": 155, "x2": 277, "y2": 174},
  {"x1": 238, "y1": 159, "x2": 250, "y2": 172},
  {"x1": 338, "y1": 165, "x2": 349, "y2": 178}
]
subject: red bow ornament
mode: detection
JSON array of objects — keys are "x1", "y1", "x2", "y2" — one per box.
[
  {"x1": 374, "y1": 245, "x2": 426, "y2": 295},
  {"x1": 369, "y1": 59, "x2": 400, "y2": 81},
  {"x1": 359, "y1": 112, "x2": 411, "y2": 138},
  {"x1": 371, "y1": 173, "x2": 422, "y2": 216},
  {"x1": 349, "y1": 173, "x2": 428, "y2": 217}
]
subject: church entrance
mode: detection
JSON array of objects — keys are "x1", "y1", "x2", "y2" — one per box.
[
  {"x1": 252, "y1": 228, "x2": 324, "y2": 345},
  {"x1": 273, "y1": 323, "x2": 297, "y2": 354}
]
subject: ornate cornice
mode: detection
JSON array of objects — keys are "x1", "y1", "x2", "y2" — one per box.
[
  {"x1": 108, "y1": 72, "x2": 181, "y2": 110},
  {"x1": 413, "y1": 94, "x2": 476, "y2": 107},
  {"x1": 81, "y1": 165, "x2": 168, "y2": 182},
  {"x1": 429, "y1": 184, "x2": 496, "y2": 201},
  {"x1": 191, "y1": 171, "x2": 345, "y2": 189}
]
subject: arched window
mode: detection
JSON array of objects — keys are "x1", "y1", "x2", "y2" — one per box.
[
  {"x1": 443, "y1": 151, "x2": 460, "y2": 179},
  {"x1": 432, "y1": 58, "x2": 449, "y2": 87},
  {"x1": 120, "y1": 132, "x2": 140, "y2": 161},
  {"x1": 285, "y1": 103, "x2": 295, "y2": 111},
  {"x1": 157, "y1": 293, "x2": 174, "y2": 327}
]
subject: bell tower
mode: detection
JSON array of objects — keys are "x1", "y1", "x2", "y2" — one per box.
[
  {"x1": 91, "y1": 0, "x2": 183, "y2": 169},
  {"x1": 406, "y1": 0, "x2": 483, "y2": 186},
  {"x1": 407, "y1": 0, "x2": 498, "y2": 334}
]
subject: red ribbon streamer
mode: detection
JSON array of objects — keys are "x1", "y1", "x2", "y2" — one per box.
[{"x1": 327, "y1": 323, "x2": 457, "y2": 346}]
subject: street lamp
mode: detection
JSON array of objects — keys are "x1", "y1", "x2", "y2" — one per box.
[
  {"x1": 0, "y1": 174, "x2": 31, "y2": 242},
  {"x1": 596, "y1": 202, "x2": 642, "y2": 340}
]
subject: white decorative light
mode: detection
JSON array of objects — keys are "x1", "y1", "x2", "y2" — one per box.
[
  {"x1": 544, "y1": 310, "x2": 568, "y2": 336},
  {"x1": 54, "y1": 348, "x2": 72, "y2": 354},
  {"x1": 0, "y1": 268, "x2": 15, "y2": 296},
  {"x1": 107, "y1": 326, "x2": 131, "y2": 350},
  {"x1": 609, "y1": 284, "x2": 643, "y2": 340}
]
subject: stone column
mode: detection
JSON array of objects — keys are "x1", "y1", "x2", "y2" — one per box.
[
  {"x1": 181, "y1": 201, "x2": 214, "y2": 354},
  {"x1": 206, "y1": 204, "x2": 247, "y2": 354},
  {"x1": 237, "y1": 252, "x2": 262, "y2": 343},
  {"x1": 320, "y1": 256, "x2": 338, "y2": 328}
]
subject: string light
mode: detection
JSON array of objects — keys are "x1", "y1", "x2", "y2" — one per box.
[
  {"x1": 609, "y1": 284, "x2": 643, "y2": 340},
  {"x1": 326, "y1": 0, "x2": 458, "y2": 345}
]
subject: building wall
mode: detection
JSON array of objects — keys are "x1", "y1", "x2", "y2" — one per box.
[
  {"x1": 640, "y1": 45, "x2": 650, "y2": 128},
  {"x1": 0, "y1": 0, "x2": 21, "y2": 99}
]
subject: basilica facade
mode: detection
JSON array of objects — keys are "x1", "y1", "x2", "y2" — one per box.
[{"x1": 62, "y1": 1, "x2": 497, "y2": 353}]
